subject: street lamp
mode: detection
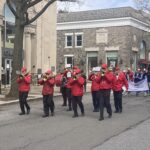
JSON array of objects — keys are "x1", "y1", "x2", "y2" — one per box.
[{"x1": 48, "y1": 56, "x2": 50, "y2": 68}]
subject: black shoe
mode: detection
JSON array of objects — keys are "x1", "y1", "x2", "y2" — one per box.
[
  {"x1": 119, "y1": 109, "x2": 122, "y2": 113},
  {"x1": 27, "y1": 109, "x2": 30, "y2": 115},
  {"x1": 51, "y1": 112, "x2": 55, "y2": 116},
  {"x1": 19, "y1": 112, "x2": 25, "y2": 115},
  {"x1": 108, "y1": 114, "x2": 112, "y2": 118},
  {"x1": 67, "y1": 108, "x2": 72, "y2": 111},
  {"x1": 93, "y1": 109, "x2": 97, "y2": 112},
  {"x1": 81, "y1": 113, "x2": 85, "y2": 116},
  {"x1": 114, "y1": 110, "x2": 119, "y2": 113},
  {"x1": 99, "y1": 117, "x2": 104, "y2": 121},
  {"x1": 72, "y1": 114, "x2": 78, "y2": 118},
  {"x1": 42, "y1": 114, "x2": 49, "y2": 118}
]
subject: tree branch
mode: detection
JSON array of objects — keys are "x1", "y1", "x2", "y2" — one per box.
[
  {"x1": 23, "y1": 0, "x2": 57, "y2": 26},
  {"x1": 23, "y1": 0, "x2": 78, "y2": 26},
  {"x1": 6, "y1": 0, "x2": 19, "y2": 18},
  {"x1": 27, "y1": 0, "x2": 43, "y2": 8}
]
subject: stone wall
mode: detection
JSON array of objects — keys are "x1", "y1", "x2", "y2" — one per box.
[{"x1": 57, "y1": 26, "x2": 150, "y2": 72}]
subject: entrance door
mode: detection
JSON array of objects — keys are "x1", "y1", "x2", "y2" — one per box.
[
  {"x1": 106, "y1": 52, "x2": 118, "y2": 68},
  {"x1": 107, "y1": 57, "x2": 118, "y2": 68},
  {"x1": 86, "y1": 52, "x2": 98, "y2": 77}
]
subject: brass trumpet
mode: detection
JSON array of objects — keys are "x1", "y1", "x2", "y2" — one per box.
[
  {"x1": 42, "y1": 74, "x2": 55, "y2": 81},
  {"x1": 100, "y1": 69, "x2": 106, "y2": 77},
  {"x1": 19, "y1": 72, "x2": 29, "y2": 79}
]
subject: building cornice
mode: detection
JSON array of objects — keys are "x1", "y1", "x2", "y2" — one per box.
[{"x1": 57, "y1": 17, "x2": 150, "y2": 32}]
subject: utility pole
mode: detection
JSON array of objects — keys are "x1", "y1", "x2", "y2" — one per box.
[{"x1": 48, "y1": 56, "x2": 50, "y2": 69}]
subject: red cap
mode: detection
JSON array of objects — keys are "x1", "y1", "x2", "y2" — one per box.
[
  {"x1": 101, "y1": 64, "x2": 107, "y2": 69},
  {"x1": 73, "y1": 66, "x2": 78, "y2": 69},
  {"x1": 21, "y1": 67, "x2": 27, "y2": 73},
  {"x1": 45, "y1": 69, "x2": 52, "y2": 74},
  {"x1": 75, "y1": 69, "x2": 81, "y2": 75},
  {"x1": 115, "y1": 66, "x2": 120, "y2": 71}
]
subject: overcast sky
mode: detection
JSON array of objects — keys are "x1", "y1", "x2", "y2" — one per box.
[
  {"x1": 58, "y1": 0, "x2": 136, "y2": 12},
  {"x1": 6, "y1": 0, "x2": 136, "y2": 23}
]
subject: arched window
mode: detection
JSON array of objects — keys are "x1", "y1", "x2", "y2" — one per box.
[
  {"x1": 140, "y1": 41, "x2": 146, "y2": 59},
  {"x1": 3, "y1": 3, "x2": 15, "y2": 23}
]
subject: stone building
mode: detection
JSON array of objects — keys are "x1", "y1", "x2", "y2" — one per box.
[
  {"x1": 0, "y1": 0, "x2": 57, "y2": 85},
  {"x1": 57, "y1": 7, "x2": 150, "y2": 76}
]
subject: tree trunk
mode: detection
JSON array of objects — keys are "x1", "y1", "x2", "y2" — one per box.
[{"x1": 7, "y1": 1, "x2": 24, "y2": 98}]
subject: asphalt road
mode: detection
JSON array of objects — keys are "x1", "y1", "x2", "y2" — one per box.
[{"x1": 0, "y1": 93, "x2": 150, "y2": 150}]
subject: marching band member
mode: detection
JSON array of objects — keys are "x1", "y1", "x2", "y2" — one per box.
[
  {"x1": 69, "y1": 69, "x2": 85, "y2": 118},
  {"x1": 112, "y1": 67, "x2": 128, "y2": 113},
  {"x1": 61, "y1": 64, "x2": 72, "y2": 109},
  {"x1": 61, "y1": 70, "x2": 67, "y2": 106},
  {"x1": 38, "y1": 70, "x2": 55, "y2": 117},
  {"x1": 17, "y1": 67, "x2": 31, "y2": 115},
  {"x1": 65, "y1": 64, "x2": 73, "y2": 111},
  {"x1": 95, "y1": 64, "x2": 113, "y2": 121},
  {"x1": 88, "y1": 67, "x2": 100, "y2": 112}
]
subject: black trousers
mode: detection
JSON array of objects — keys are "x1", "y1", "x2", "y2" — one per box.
[
  {"x1": 66, "y1": 88, "x2": 72, "y2": 109},
  {"x1": 61, "y1": 87, "x2": 67, "y2": 105},
  {"x1": 92, "y1": 91, "x2": 99, "y2": 111},
  {"x1": 72, "y1": 96, "x2": 84, "y2": 115},
  {"x1": 113, "y1": 91, "x2": 122, "y2": 112},
  {"x1": 19, "y1": 91, "x2": 30, "y2": 113},
  {"x1": 98, "y1": 90, "x2": 112, "y2": 118},
  {"x1": 43, "y1": 95, "x2": 54, "y2": 115}
]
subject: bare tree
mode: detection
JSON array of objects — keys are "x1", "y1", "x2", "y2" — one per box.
[
  {"x1": 134, "y1": 0, "x2": 150, "y2": 12},
  {"x1": 6, "y1": 0, "x2": 77, "y2": 98}
]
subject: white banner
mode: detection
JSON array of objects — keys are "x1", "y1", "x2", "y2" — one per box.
[{"x1": 128, "y1": 78, "x2": 149, "y2": 92}]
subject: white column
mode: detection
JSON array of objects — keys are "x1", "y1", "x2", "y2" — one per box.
[{"x1": 24, "y1": 33, "x2": 31, "y2": 72}]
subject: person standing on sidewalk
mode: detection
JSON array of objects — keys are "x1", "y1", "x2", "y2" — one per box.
[
  {"x1": 17, "y1": 67, "x2": 31, "y2": 115},
  {"x1": 112, "y1": 67, "x2": 128, "y2": 113},
  {"x1": 95, "y1": 64, "x2": 113, "y2": 121},
  {"x1": 38, "y1": 70, "x2": 55, "y2": 117},
  {"x1": 70, "y1": 69, "x2": 85, "y2": 118}
]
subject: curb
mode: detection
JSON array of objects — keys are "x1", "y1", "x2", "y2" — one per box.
[
  {"x1": 0, "y1": 90, "x2": 91, "y2": 106},
  {"x1": 0, "y1": 93, "x2": 62, "y2": 106}
]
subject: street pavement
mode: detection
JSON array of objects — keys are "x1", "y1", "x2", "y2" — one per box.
[
  {"x1": 93, "y1": 119, "x2": 150, "y2": 150},
  {"x1": 0, "y1": 93, "x2": 150, "y2": 150}
]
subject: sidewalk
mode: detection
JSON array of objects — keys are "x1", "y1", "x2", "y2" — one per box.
[{"x1": 0, "y1": 83, "x2": 91, "y2": 106}]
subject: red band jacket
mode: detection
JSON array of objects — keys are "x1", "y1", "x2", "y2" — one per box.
[
  {"x1": 69, "y1": 76, "x2": 85, "y2": 96},
  {"x1": 17, "y1": 74, "x2": 31, "y2": 92},
  {"x1": 38, "y1": 78, "x2": 55, "y2": 95}
]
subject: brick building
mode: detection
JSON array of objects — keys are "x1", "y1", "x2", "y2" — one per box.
[{"x1": 57, "y1": 7, "x2": 150, "y2": 76}]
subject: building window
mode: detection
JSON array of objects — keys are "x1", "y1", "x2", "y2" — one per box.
[
  {"x1": 75, "y1": 33, "x2": 83, "y2": 47},
  {"x1": 64, "y1": 55, "x2": 74, "y2": 67},
  {"x1": 65, "y1": 33, "x2": 73, "y2": 48},
  {"x1": 140, "y1": 41, "x2": 146, "y2": 59}
]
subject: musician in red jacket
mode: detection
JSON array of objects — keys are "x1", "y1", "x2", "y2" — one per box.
[
  {"x1": 113, "y1": 67, "x2": 128, "y2": 113},
  {"x1": 95, "y1": 64, "x2": 113, "y2": 121},
  {"x1": 88, "y1": 67, "x2": 100, "y2": 112},
  {"x1": 38, "y1": 70, "x2": 55, "y2": 117},
  {"x1": 17, "y1": 67, "x2": 31, "y2": 115},
  {"x1": 70, "y1": 69, "x2": 85, "y2": 118}
]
